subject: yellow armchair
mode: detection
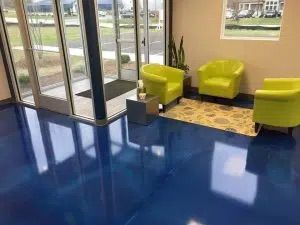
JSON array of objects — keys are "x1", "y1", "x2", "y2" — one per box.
[
  {"x1": 253, "y1": 78, "x2": 300, "y2": 134},
  {"x1": 141, "y1": 64, "x2": 184, "y2": 111},
  {"x1": 197, "y1": 60, "x2": 244, "y2": 99}
]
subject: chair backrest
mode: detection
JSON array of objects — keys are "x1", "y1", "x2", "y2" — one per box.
[
  {"x1": 263, "y1": 78, "x2": 300, "y2": 91},
  {"x1": 291, "y1": 79, "x2": 300, "y2": 90},
  {"x1": 141, "y1": 64, "x2": 164, "y2": 77},
  {"x1": 207, "y1": 60, "x2": 243, "y2": 76}
]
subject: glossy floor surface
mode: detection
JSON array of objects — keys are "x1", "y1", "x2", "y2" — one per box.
[{"x1": 0, "y1": 104, "x2": 299, "y2": 225}]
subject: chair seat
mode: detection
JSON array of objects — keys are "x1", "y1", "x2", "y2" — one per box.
[{"x1": 204, "y1": 77, "x2": 232, "y2": 89}]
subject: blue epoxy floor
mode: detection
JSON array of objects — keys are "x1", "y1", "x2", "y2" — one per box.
[{"x1": 0, "y1": 104, "x2": 299, "y2": 225}]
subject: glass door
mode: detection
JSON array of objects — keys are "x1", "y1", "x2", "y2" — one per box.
[
  {"x1": 98, "y1": 0, "x2": 139, "y2": 118},
  {"x1": 139, "y1": 0, "x2": 150, "y2": 65},
  {"x1": 58, "y1": 0, "x2": 94, "y2": 119},
  {"x1": 23, "y1": 0, "x2": 71, "y2": 114},
  {"x1": 0, "y1": 0, "x2": 36, "y2": 104},
  {"x1": 96, "y1": 0, "x2": 167, "y2": 118},
  {"x1": 115, "y1": 0, "x2": 138, "y2": 82},
  {"x1": 139, "y1": 0, "x2": 165, "y2": 65}
]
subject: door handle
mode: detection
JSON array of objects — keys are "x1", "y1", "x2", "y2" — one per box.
[{"x1": 142, "y1": 37, "x2": 146, "y2": 46}]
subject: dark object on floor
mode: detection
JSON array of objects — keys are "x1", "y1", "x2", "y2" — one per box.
[
  {"x1": 255, "y1": 123, "x2": 295, "y2": 135},
  {"x1": 76, "y1": 79, "x2": 136, "y2": 101}
]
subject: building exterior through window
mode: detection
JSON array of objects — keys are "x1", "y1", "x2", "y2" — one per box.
[{"x1": 223, "y1": 0, "x2": 285, "y2": 39}]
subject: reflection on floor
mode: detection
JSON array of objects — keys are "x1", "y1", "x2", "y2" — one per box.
[
  {"x1": 0, "y1": 104, "x2": 299, "y2": 225},
  {"x1": 23, "y1": 77, "x2": 137, "y2": 118}
]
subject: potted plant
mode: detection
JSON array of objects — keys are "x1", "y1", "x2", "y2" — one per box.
[{"x1": 169, "y1": 36, "x2": 189, "y2": 73}]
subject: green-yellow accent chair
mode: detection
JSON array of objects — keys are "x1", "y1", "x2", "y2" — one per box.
[
  {"x1": 253, "y1": 78, "x2": 300, "y2": 134},
  {"x1": 197, "y1": 60, "x2": 244, "y2": 99},
  {"x1": 141, "y1": 64, "x2": 184, "y2": 111}
]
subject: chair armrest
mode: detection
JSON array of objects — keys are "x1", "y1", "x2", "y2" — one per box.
[
  {"x1": 255, "y1": 90, "x2": 300, "y2": 101},
  {"x1": 197, "y1": 64, "x2": 209, "y2": 73},
  {"x1": 197, "y1": 64, "x2": 212, "y2": 80},
  {"x1": 263, "y1": 78, "x2": 300, "y2": 90},
  {"x1": 233, "y1": 64, "x2": 245, "y2": 78}
]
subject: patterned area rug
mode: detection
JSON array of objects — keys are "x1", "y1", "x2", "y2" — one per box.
[{"x1": 161, "y1": 98, "x2": 256, "y2": 137}]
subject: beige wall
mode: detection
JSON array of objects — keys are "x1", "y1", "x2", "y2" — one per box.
[
  {"x1": 173, "y1": 0, "x2": 300, "y2": 94},
  {"x1": 0, "y1": 54, "x2": 11, "y2": 100}
]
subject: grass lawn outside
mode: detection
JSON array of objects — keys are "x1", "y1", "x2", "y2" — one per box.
[
  {"x1": 6, "y1": 25, "x2": 83, "y2": 46},
  {"x1": 225, "y1": 17, "x2": 282, "y2": 26},
  {"x1": 224, "y1": 17, "x2": 282, "y2": 38},
  {"x1": 6, "y1": 24, "x2": 130, "y2": 46},
  {"x1": 224, "y1": 29, "x2": 280, "y2": 38},
  {"x1": 6, "y1": 23, "x2": 158, "y2": 47}
]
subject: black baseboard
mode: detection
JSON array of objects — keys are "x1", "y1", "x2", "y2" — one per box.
[
  {"x1": 237, "y1": 93, "x2": 254, "y2": 101},
  {"x1": 0, "y1": 97, "x2": 13, "y2": 106},
  {"x1": 0, "y1": 98, "x2": 14, "y2": 111},
  {"x1": 189, "y1": 87, "x2": 254, "y2": 102}
]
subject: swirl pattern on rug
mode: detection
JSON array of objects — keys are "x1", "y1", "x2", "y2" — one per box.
[{"x1": 160, "y1": 98, "x2": 256, "y2": 137}]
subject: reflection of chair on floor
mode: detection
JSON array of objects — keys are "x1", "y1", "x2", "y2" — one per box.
[
  {"x1": 253, "y1": 78, "x2": 300, "y2": 134},
  {"x1": 197, "y1": 59, "x2": 244, "y2": 100},
  {"x1": 141, "y1": 64, "x2": 185, "y2": 112},
  {"x1": 246, "y1": 129, "x2": 296, "y2": 182}
]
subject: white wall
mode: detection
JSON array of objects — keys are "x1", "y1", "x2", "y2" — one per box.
[
  {"x1": 0, "y1": 53, "x2": 11, "y2": 101},
  {"x1": 173, "y1": 0, "x2": 300, "y2": 94}
]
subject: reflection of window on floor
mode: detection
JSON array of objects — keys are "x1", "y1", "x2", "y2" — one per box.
[
  {"x1": 25, "y1": 108, "x2": 48, "y2": 174},
  {"x1": 187, "y1": 219, "x2": 204, "y2": 225},
  {"x1": 78, "y1": 124, "x2": 96, "y2": 159},
  {"x1": 222, "y1": 0, "x2": 285, "y2": 39},
  {"x1": 151, "y1": 145, "x2": 165, "y2": 158},
  {"x1": 211, "y1": 142, "x2": 258, "y2": 205}
]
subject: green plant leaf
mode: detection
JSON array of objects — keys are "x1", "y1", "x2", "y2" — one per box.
[
  {"x1": 182, "y1": 48, "x2": 185, "y2": 65},
  {"x1": 172, "y1": 37, "x2": 178, "y2": 67}
]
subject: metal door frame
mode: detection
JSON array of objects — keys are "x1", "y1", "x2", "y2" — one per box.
[{"x1": 20, "y1": 0, "x2": 74, "y2": 115}]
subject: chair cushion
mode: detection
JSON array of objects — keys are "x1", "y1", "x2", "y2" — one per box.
[{"x1": 204, "y1": 77, "x2": 232, "y2": 89}]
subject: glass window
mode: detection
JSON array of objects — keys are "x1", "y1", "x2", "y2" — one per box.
[
  {"x1": 222, "y1": 0, "x2": 285, "y2": 40},
  {"x1": 60, "y1": 0, "x2": 95, "y2": 119},
  {"x1": 2, "y1": 0, "x2": 35, "y2": 104},
  {"x1": 148, "y1": 0, "x2": 165, "y2": 65},
  {"x1": 25, "y1": 0, "x2": 68, "y2": 100}
]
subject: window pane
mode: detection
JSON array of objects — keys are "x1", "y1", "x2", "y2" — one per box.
[
  {"x1": 2, "y1": 1, "x2": 34, "y2": 104},
  {"x1": 98, "y1": 0, "x2": 118, "y2": 79},
  {"x1": 33, "y1": 51, "x2": 66, "y2": 99},
  {"x1": 97, "y1": 0, "x2": 137, "y2": 118},
  {"x1": 25, "y1": 0, "x2": 68, "y2": 100},
  {"x1": 148, "y1": 0, "x2": 164, "y2": 64},
  {"x1": 223, "y1": 0, "x2": 285, "y2": 39},
  {"x1": 60, "y1": 0, "x2": 95, "y2": 119}
]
